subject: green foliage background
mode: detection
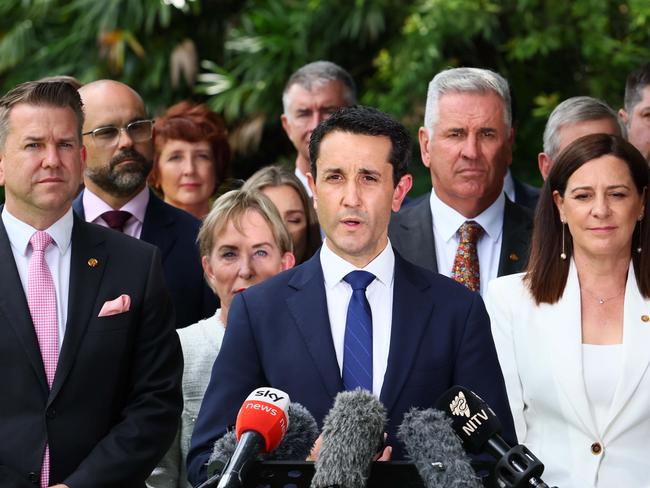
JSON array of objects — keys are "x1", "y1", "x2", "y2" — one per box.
[{"x1": 1, "y1": 0, "x2": 649, "y2": 200}]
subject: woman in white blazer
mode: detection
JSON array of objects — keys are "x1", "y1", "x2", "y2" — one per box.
[
  {"x1": 146, "y1": 190, "x2": 295, "y2": 488},
  {"x1": 486, "y1": 133, "x2": 650, "y2": 488}
]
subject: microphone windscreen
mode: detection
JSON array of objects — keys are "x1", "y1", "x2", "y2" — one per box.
[
  {"x1": 208, "y1": 430, "x2": 238, "y2": 476},
  {"x1": 436, "y1": 386, "x2": 502, "y2": 455},
  {"x1": 311, "y1": 389, "x2": 386, "y2": 488},
  {"x1": 265, "y1": 402, "x2": 319, "y2": 461},
  {"x1": 398, "y1": 408, "x2": 482, "y2": 488}
]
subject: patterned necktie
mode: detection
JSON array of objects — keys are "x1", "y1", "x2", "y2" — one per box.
[
  {"x1": 101, "y1": 210, "x2": 132, "y2": 232},
  {"x1": 451, "y1": 220, "x2": 483, "y2": 292},
  {"x1": 342, "y1": 270, "x2": 375, "y2": 392},
  {"x1": 27, "y1": 231, "x2": 58, "y2": 488}
]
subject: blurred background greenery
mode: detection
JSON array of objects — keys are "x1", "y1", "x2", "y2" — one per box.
[{"x1": 1, "y1": 0, "x2": 649, "y2": 201}]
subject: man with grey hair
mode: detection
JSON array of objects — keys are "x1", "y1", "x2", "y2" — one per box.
[
  {"x1": 390, "y1": 67, "x2": 532, "y2": 295},
  {"x1": 281, "y1": 60, "x2": 356, "y2": 196},
  {"x1": 539, "y1": 96, "x2": 623, "y2": 179},
  {"x1": 619, "y1": 62, "x2": 650, "y2": 161}
]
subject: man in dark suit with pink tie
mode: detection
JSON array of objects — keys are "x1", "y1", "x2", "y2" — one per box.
[{"x1": 0, "y1": 81, "x2": 182, "y2": 487}]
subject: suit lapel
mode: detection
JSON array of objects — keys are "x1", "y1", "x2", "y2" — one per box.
[
  {"x1": 602, "y1": 264, "x2": 650, "y2": 437},
  {"x1": 547, "y1": 261, "x2": 599, "y2": 439},
  {"x1": 0, "y1": 213, "x2": 48, "y2": 391},
  {"x1": 49, "y1": 216, "x2": 108, "y2": 402},
  {"x1": 140, "y1": 190, "x2": 176, "y2": 259},
  {"x1": 498, "y1": 198, "x2": 533, "y2": 276},
  {"x1": 390, "y1": 195, "x2": 438, "y2": 273},
  {"x1": 380, "y1": 254, "x2": 433, "y2": 414},
  {"x1": 286, "y1": 255, "x2": 343, "y2": 398}
]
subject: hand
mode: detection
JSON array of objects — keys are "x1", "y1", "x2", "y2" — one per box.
[
  {"x1": 49, "y1": 484, "x2": 70, "y2": 488},
  {"x1": 306, "y1": 433, "x2": 323, "y2": 461},
  {"x1": 375, "y1": 433, "x2": 392, "y2": 461}
]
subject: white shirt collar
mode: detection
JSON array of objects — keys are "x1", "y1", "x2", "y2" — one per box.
[
  {"x1": 429, "y1": 188, "x2": 505, "y2": 243},
  {"x1": 503, "y1": 168, "x2": 515, "y2": 202},
  {"x1": 320, "y1": 238, "x2": 395, "y2": 289},
  {"x1": 2, "y1": 206, "x2": 74, "y2": 255}
]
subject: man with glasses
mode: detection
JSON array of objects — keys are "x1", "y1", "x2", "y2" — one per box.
[{"x1": 73, "y1": 80, "x2": 216, "y2": 328}]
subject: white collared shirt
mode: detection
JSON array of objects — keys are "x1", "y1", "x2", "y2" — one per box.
[
  {"x1": 429, "y1": 189, "x2": 505, "y2": 295},
  {"x1": 294, "y1": 166, "x2": 312, "y2": 198},
  {"x1": 320, "y1": 239, "x2": 394, "y2": 397},
  {"x1": 503, "y1": 168, "x2": 515, "y2": 202},
  {"x1": 82, "y1": 185, "x2": 149, "y2": 238},
  {"x1": 2, "y1": 207, "x2": 73, "y2": 350}
]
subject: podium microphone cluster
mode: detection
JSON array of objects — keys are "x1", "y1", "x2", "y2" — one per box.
[{"x1": 436, "y1": 386, "x2": 556, "y2": 488}]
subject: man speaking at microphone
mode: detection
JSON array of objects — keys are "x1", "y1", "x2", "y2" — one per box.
[{"x1": 187, "y1": 106, "x2": 515, "y2": 485}]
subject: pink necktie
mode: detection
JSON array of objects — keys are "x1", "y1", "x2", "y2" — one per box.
[{"x1": 27, "y1": 231, "x2": 58, "y2": 488}]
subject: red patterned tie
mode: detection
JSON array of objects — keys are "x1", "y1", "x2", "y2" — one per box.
[
  {"x1": 451, "y1": 221, "x2": 483, "y2": 292},
  {"x1": 27, "y1": 231, "x2": 58, "y2": 488}
]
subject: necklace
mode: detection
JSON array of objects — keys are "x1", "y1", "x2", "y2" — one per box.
[{"x1": 582, "y1": 287, "x2": 624, "y2": 305}]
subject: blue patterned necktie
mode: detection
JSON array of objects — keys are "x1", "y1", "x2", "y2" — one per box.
[{"x1": 342, "y1": 270, "x2": 376, "y2": 391}]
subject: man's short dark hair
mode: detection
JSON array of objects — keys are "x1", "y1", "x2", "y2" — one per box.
[
  {"x1": 0, "y1": 80, "x2": 84, "y2": 149},
  {"x1": 308, "y1": 105, "x2": 411, "y2": 187},
  {"x1": 624, "y1": 62, "x2": 650, "y2": 114}
]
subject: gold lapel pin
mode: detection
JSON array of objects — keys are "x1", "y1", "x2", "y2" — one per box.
[
  {"x1": 87, "y1": 258, "x2": 98, "y2": 267},
  {"x1": 509, "y1": 253, "x2": 519, "y2": 262},
  {"x1": 641, "y1": 315, "x2": 649, "y2": 323}
]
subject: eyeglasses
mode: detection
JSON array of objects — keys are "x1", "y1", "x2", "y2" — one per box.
[{"x1": 83, "y1": 120, "x2": 154, "y2": 147}]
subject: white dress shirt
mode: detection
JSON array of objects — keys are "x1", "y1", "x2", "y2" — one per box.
[
  {"x1": 320, "y1": 239, "x2": 394, "y2": 397},
  {"x1": 503, "y1": 168, "x2": 515, "y2": 202},
  {"x1": 82, "y1": 185, "x2": 149, "y2": 238},
  {"x1": 294, "y1": 166, "x2": 313, "y2": 198},
  {"x1": 429, "y1": 188, "x2": 505, "y2": 295},
  {"x1": 2, "y1": 207, "x2": 73, "y2": 350}
]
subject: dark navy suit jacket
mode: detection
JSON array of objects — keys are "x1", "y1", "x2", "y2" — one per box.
[
  {"x1": 73, "y1": 189, "x2": 217, "y2": 328},
  {"x1": 186, "y1": 250, "x2": 515, "y2": 485}
]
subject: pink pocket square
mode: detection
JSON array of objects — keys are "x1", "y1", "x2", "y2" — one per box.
[{"x1": 98, "y1": 294, "x2": 131, "y2": 317}]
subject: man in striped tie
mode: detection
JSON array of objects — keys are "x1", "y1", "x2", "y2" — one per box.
[
  {"x1": 187, "y1": 105, "x2": 515, "y2": 486},
  {"x1": 0, "y1": 80, "x2": 182, "y2": 487}
]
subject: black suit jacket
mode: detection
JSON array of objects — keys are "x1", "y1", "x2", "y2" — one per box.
[
  {"x1": 512, "y1": 176, "x2": 540, "y2": 211},
  {"x1": 388, "y1": 192, "x2": 533, "y2": 276},
  {"x1": 187, "y1": 250, "x2": 515, "y2": 485},
  {"x1": 0, "y1": 211, "x2": 182, "y2": 487},
  {"x1": 73, "y1": 189, "x2": 217, "y2": 328}
]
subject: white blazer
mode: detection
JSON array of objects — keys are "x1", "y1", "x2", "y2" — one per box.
[{"x1": 486, "y1": 261, "x2": 650, "y2": 488}]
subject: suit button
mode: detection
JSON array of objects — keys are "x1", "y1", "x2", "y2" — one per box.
[
  {"x1": 28, "y1": 471, "x2": 39, "y2": 484},
  {"x1": 46, "y1": 408, "x2": 56, "y2": 419},
  {"x1": 591, "y1": 442, "x2": 602, "y2": 455}
]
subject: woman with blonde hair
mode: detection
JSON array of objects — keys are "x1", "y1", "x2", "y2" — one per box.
[
  {"x1": 147, "y1": 189, "x2": 295, "y2": 488},
  {"x1": 243, "y1": 164, "x2": 321, "y2": 263}
]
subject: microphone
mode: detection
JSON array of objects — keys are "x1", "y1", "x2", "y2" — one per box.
[
  {"x1": 205, "y1": 402, "x2": 319, "y2": 485},
  {"x1": 436, "y1": 386, "x2": 554, "y2": 488},
  {"x1": 198, "y1": 387, "x2": 290, "y2": 488},
  {"x1": 311, "y1": 388, "x2": 386, "y2": 488},
  {"x1": 397, "y1": 407, "x2": 482, "y2": 488}
]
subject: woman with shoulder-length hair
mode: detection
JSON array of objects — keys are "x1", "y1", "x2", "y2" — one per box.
[
  {"x1": 243, "y1": 165, "x2": 321, "y2": 264},
  {"x1": 146, "y1": 189, "x2": 295, "y2": 488},
  {"x1": 485, "y1": 133, "x2": 650, "y2": 488},
  {"x1": 149, "y1": 101, "x2": 231, "y2": 219}
]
